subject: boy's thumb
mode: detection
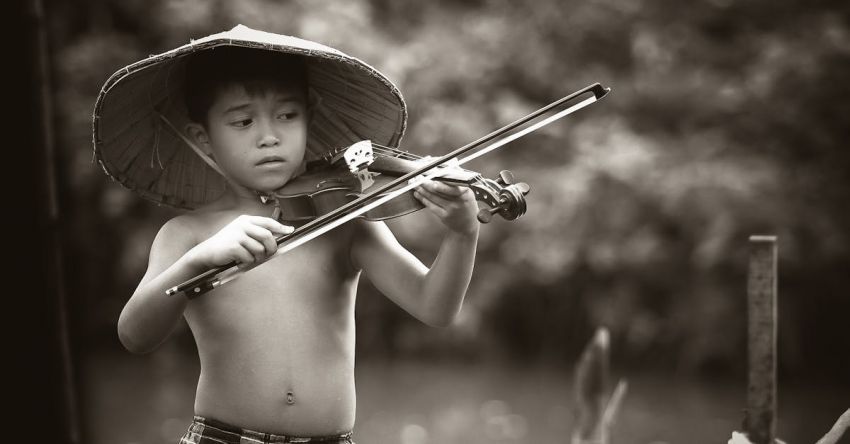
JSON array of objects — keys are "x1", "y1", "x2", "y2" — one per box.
[{"x1": 275, "y1": 223, "x2": 295, "y2": 234}]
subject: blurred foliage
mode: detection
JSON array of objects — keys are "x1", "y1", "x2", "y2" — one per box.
[{"x1": 49, "y1": 0, "x2": 850, "y2": 380}]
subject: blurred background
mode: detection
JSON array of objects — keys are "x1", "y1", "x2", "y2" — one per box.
[{"x1": 37, "y1": 0, "x2": 849, "y2": 442}]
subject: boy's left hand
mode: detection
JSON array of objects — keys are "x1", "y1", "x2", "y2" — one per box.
[{"x1": 413, "y1": 180, "x2": 479, "y2": 235}]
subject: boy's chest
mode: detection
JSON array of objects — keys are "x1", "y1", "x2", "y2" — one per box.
[
  {"x1": 186, "y1": 221, "x2": 359, "y2": 328},
  {"x1": 195, "y1": 212, "x2": 356, "y2": 277}
]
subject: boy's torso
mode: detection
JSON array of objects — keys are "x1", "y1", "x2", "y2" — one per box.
[{"x1": 180, "y1": 208, "x2": 361, "y2": 436}]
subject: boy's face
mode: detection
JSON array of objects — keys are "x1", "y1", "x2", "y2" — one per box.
[{"x1": 188, "y1": 82, "x2": 308, "y2": 193}]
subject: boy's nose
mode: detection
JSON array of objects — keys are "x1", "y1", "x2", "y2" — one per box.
[
  {"x1": 257, "y1": 121, "x2": 281, "y2": 148},
  {"x1": 258, "y1": 133, "x2": 280, "y2": 148}
]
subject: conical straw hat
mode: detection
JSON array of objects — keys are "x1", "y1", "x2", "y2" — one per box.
[{"x1": 92, "y1": 24, "x2": 407, "y2": 210}]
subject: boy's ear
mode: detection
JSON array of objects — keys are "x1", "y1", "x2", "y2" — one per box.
[{"x1": 185, "y1": 123, "x2": 212, "y2": 156}]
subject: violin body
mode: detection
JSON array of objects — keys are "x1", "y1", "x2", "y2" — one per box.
[
  {"x1": 270, "y1": 153, "x2": 527, "y2": 223},
  {"x1": 271, "y1": 157, "x2": 426, "y2": 222}
]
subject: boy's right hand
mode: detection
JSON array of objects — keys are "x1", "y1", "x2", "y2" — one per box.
[{"x1": 188, "y1": 215, "x2": 294, "y2": 270}]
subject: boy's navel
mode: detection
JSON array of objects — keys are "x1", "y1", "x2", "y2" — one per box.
[{"x1": 286, "y1": 390, "x2": 295, "y2": 405}]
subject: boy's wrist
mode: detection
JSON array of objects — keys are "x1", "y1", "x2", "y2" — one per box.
[
  {"x1": 182, "y1": 246, "x2": 213, "y2": 273},
  {"x1": 446, "y1": 223, "x2": 479, "y2": 242}
]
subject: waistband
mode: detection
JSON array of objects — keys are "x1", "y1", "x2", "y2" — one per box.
[{"x1": 184, "y1": 416, "x2": 354, "y2": 443}]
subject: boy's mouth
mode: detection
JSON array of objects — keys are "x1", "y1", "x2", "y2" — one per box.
[{"x1": 256, "y1": 155, "x2": 286, "y2": 166}]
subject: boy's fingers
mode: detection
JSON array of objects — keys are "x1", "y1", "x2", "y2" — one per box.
[
  {"x1": 421, "y1": 180, "x2": 465, "y2": 197},
  {"x1": 234, "y1": 247, "x2": 255, "y2": 269},
  {"x1": 414, "y1": 190, "x2": 448, "y2": 219},
  {"x1": 257, "y1": 234, "x2": 277, "y2": 257},
  {"x1": 239, "y1": 236, "x2": 267, "y2": 261},
  {"x1": 243, "y1": 225, "x2": 279, "y2": 256},
  {"x1": 415, "y1": 187, "x2": 452, "y2": 208},
  {"x1": 248, "y1": 216, "x2": 295, "y2": 235}
]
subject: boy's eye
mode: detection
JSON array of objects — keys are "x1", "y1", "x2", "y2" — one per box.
[
  {"x1": 231, "y1": 118, "x2": 253, "y2": 127},
  {"x1": 277, "y1": 112, "x2": 299, "y2": 120}
]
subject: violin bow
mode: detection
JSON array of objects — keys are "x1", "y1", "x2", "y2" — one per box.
[{"x1": 167, "y1": 82, "x2": 611, "y2": 297}]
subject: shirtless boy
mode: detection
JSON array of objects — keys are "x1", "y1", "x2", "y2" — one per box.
[{"x1": 94, "y1": 26, "x2": 479, "y2": 443}]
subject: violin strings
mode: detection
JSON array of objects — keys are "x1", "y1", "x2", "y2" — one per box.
[
  {"x1": 371, "y1": 144, "x2": 441, "y2": 164},
  {"x1": 370, "y1": 142, "x2": 421, "y2": 160},
  {"x1": 370, "y1": 145, "x2": 414, "y2": 158},
  {"x1": 321, "y1": 143, "x2": 421, "y2": 165}
]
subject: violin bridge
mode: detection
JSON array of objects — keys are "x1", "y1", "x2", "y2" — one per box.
[{"x1": 343, "y1": 140, "x2": 374, "y2": 173}]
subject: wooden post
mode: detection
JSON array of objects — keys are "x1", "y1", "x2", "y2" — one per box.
[
  {"x1": 572, "y1": 328, "x2": 628, "y2": 444},
  {"x1": 573, "y1": 328, "x2": 609, "y2": 444},
  {"x1": 745, "y1": 235, "x2": 778, "y2": 444},
  {"x1": 599, "y1": 379, "x2": 628, "y2": 443}
]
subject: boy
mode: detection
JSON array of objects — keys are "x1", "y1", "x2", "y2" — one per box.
[{"x1": 94, "y1": 26, "x2": 479, "y2": 443}]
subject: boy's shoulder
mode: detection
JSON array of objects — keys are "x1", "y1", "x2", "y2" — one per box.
[
  {"x1": 159, "y1": 204, "x2": 236, "y2": 240},
  {"x1": 158, "y1": 212, "x2": 201, "y2": 237},
  {"x1": 146, "y1": 206, "x2": 239, "y2": 268},
  {"x1": 150, "y1": 212, "x2": 204, "y2": 255},
  {"x1": 153, "y1": 201, "x2": 227, "y2": 242}
]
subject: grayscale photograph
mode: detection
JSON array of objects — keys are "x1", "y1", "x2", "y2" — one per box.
[{"x1": 22, "y1": 0, "x2": 850, "y2": 443}]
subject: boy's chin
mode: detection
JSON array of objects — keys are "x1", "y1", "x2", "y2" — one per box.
[
  {"x1": 252, "y1": 176, "x2": 293, "y2": 193},
  {"x1": 227, "y1": 178, "x2": 289, "y2": 196}
]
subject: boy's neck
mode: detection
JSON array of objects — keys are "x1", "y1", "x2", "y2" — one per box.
[
  {"x1": 218, "y1": 184, "x2": 278, "y2": 216},
  {"x1": 211, "y1": 162, "x2": 306, "y2": 217}
]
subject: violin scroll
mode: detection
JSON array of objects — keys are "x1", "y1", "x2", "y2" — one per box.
[{"x1": 475, "y1": 170, "x2": 530, "y2": 224}]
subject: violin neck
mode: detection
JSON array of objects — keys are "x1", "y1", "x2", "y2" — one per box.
[{"x1": 369, "y1": 156, "x2": 479, "y2": 185}]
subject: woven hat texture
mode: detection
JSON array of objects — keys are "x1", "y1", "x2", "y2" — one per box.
[{"x1": 92, "y1": 24, "x2": 407, "y2": 210}]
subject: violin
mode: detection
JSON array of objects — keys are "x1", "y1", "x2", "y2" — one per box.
[
  {"x1": 166, "y1": 82, "x2": 611, "y2": 298},
  {"x1": 267, "y1": 140, "x2": 530, "y2": 224}
]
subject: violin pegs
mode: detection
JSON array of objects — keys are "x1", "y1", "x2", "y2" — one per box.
[
  {"x1": 497, "y1": 170, "x2": 515, "y2": 186},
  {"x1": 514, "y1": 182, "x2": 530, "y2": 195},
  {"x1": 477, "y1": 207, "x2": 498, "y2": 224}
]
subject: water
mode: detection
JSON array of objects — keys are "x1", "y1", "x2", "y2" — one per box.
[{"x1": 80, "y1": 344, "x2": 848, "y2": 444}]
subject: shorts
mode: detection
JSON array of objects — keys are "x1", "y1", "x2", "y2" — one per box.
[{"x1": 179, "y1": 415, "x2": 355, "y2": 444}]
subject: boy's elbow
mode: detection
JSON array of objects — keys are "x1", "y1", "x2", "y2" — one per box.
[
  {"x1": 426, "y1": 317, "x2": 456, "y2": 328},
  {"x1": 422, "y1": 309, "x2": 459, "y2": 328},
  {"x1": 117, "y1": 321, "x2": 157, "y2": 354}
]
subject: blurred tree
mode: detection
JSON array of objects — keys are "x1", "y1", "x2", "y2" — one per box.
[{"x1": 49, "y1": 0, "x2": 850, "y2": 381}]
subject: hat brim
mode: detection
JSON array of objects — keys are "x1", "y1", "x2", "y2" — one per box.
[{"x1": 92, "y1": 25, "x2": 407, "y2": 210}]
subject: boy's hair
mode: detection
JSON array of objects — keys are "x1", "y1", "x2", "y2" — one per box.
[{"x1": 184, "y1": 47, "x2": 309, "y2": 125}]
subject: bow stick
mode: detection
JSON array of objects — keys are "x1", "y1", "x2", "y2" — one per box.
[{"x1": 167, "y1": 82, "x2": 610, "y2": 297}]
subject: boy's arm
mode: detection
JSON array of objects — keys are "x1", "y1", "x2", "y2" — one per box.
[
  {"x1": 351, "y1": 181, "x2": 479, "y2": 327},
  {"x1": 117, "y1": 216, "x2": 202, "y2": 353},
  {"x1": 118, "y1": 214, "x2": 292, "y2": 353}
]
